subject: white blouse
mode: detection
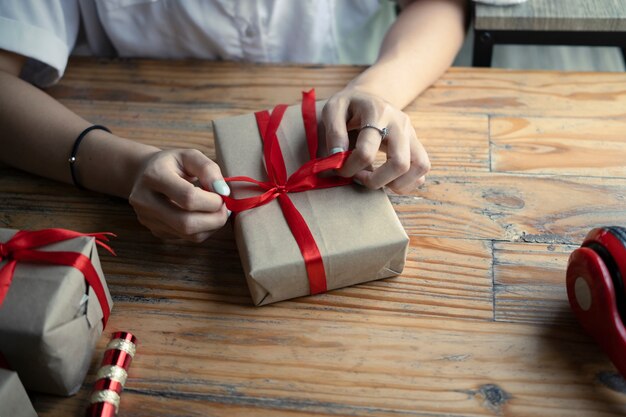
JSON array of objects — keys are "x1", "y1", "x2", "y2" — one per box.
[{"x1": 0, "y1": 0, "x2": 396, "y2": 87}]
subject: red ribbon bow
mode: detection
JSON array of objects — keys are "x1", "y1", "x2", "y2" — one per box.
[
  {"x1": 0, "y1": 228, "x2": 114, "y2": 326},
  {"x1": 222, "y1": 89, "x2": 352, "y2": 295}
]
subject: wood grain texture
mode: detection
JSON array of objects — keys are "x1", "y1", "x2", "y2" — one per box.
[
  {"x1": 32, "y1": 305, "x2": 626, "y2": 417},
  {"x1": 491, "y1": 116, "x2": 626, "y2": 176},
  {"x1": 394, "y1": 172, "x2": 626, "y2": 242},
  {"x1": 47, "y1": 59, "x2": 355, "y2": 108},
  {"x1": 2, "y1": 59, "x2": 626, "y2": 416},
  {"x1": 52, "y1": 58, "x2": 626, "y2": 118},
  {"x1": 411, "y1": 113, "x2": 490, "y2": 172},
  {"x1": 494, "y1": 242, "x2": 579, "y2": 325},
  {"x1": 414, "y1": 69, "x2": 626, "y2": 118},
  {"x1": 475, "y1": 0, "x2": 626, "y2": 31}
]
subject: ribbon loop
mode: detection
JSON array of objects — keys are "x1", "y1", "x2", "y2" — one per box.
[
  {"x1": 0, "y1": 243, "x2": 8, "y2": 260},
  {"x1": 223, "y1": 90, "x2": 352, "y2": 296}
]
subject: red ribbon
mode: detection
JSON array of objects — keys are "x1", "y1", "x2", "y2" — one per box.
[
  {"x1": 0, "y1": 228, "x2": 114, "y2": 326},
  {"x1": 222, "y1": 89, "x2": 352, "y2": 295}
]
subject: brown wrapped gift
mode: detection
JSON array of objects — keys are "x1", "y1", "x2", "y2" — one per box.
[
  {"x1": 0, "y1": 368, "x2": 38, "y2": 417},
  {"x1": 213, "y1": 96, "x2": 409, "y2": 305},
  {"x1": 0, "y1": 229, "x2": 113, "y2": 396}
]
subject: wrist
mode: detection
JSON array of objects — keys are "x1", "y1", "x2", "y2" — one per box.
[
  {"x1": 346, "y1": 70, "x2": 384, "y2": 97},
  {"x1": 69, "y1": 125, "x2": 113, "y2": 190},
  {"x1": 125, "y1": 143, "x2": 162, "y2": 193},
  {"x1": 76, "y1": 130, "x2": 160, "y2": 198}
]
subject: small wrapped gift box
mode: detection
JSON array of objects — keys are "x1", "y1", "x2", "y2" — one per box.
[
  {"x1": 0, "y1": 368, "x2": 37, "y2": 417},
  {"x1": 213, "y1": 90, "x2": 409, "y2": 305},
  {"x1": 0, "y1": 228, "x2": 113, "y2": 396}
]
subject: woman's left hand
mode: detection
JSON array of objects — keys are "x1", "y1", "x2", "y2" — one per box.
[{"x1": 321, "y1": 87, "x2": 430, "y2": 195}]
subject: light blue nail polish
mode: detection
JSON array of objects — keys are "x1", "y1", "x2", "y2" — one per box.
[
  {"x1": 329, "y1": 147, "x2": 345, "y2": 155},
  {"x1": 212, "y1": 180, "x2": 231, "y2": 196},
  {"x1": 227, "y1": 209, "x2": 232, "y2": 217},
  {"x1": 353, "y1": 178, "x2": 364, "y2": 186}
]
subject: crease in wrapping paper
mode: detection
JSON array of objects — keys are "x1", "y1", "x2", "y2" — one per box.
[
  {"x1": 0, "y1": 228, "x2": 112, "y2": 395},
  {"x1": 0, "y1": 369, "x2": 37, "y2": 417},
  {"x1": 214, "y1": 100, "x2": 409, "y2": 305}
]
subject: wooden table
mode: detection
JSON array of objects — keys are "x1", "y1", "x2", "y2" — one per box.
[
  {"x1": 473, "y1": 0, "x2": 626, "y2": 67},
  {"x1": 4, "y1": 58, "x2": 626, "y2": 416}
]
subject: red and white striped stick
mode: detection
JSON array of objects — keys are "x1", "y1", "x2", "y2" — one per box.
[{"x1": 86, "y1": 332, "x2": 137, "y2": 417}]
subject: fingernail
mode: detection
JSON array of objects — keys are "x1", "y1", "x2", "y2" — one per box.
[
  {"x1": 329, "y1": 147, "x2": 345, "y2": 155},
  {"x1": 212, "y1": 179, "x2": 231, "y2": 196},
  {"x1": 227, "y1": 209, "x2": 232, "y2": 217},
  {"x1": 353, "y1": 178, "x2": 363, "y2": 186}
]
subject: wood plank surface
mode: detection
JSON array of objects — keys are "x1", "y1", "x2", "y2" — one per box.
[
  {"x1": 2, "y1": 59, "x2": 626, "y2": 416},
  {"x1": 47, "y1": 60, "x2": 355, "y2": 109},
  {"x1": 475, "y1": 0, "x2": 626, "y2": 31},
  {"x1": 51, "y1": 58, "x2": 626, "y2": 118},
  {"x1": 31, "y1": 304, "x2": 626, "y2": 417},
  {"x1": 491, "y1": 116, "x2": 626, "y2": 177},
  {"x1": 393, "y1": 172, "x2": 626, "y2": 242},
  {"x1": 494, "y1": 242, "x2": 579, "y2": 325},
  {"x1": 415, "y1": 69, "x2": 626, "y2": 119}
]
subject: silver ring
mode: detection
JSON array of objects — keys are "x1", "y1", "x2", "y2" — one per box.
[{"x1": 360, "y1": 124, "x2": 389, "y2": 140}]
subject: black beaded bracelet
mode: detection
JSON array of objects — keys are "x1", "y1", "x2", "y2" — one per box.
[{"x1": 69, "y1": 125, "x2": 111, "y2": 189}]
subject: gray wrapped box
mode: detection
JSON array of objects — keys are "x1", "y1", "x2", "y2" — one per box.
[
  {"x1": 213, "y1": 100, "x2": 409, "y2": 305},
  {"x1": 0, "y1": 229, "x2": 113, "y2": 395},
  {"x1": 0, "y1": 368, "x2": 37, "y2": 417}
]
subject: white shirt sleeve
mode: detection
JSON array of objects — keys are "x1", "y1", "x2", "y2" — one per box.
[{"x1": 0, "y1": 0, "x2": 81, "y2": 86}]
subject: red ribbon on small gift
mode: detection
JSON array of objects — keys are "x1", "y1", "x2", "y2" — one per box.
[
  {"x1": 222, "y1": 89, "x2": 352, "y2": 295},
  {"x1": 0, "y1": 228, "x2": 114, "y2": 326}
]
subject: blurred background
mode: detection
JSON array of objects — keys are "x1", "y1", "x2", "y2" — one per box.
[
  {"x1": 454, "y1": 0, "x2": 625, "y2": 71},
  {"x1": 455, "y1": 31, "x2": 625, "y2": 71}
]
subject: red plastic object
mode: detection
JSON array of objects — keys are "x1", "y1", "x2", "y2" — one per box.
[
  {"x1": 567, "y1": 228, "x2": 626, "y2": 377},
  {"x1": 85, "y1": 402, "x2": 117, "y2": 417},
  {"x1": 85, "y1": 332, "x2": 137, "y2": 417}
]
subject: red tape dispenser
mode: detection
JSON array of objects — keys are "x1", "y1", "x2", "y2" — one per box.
[{"x1": 566, "y1": 226, "x2": 626, "y2": 377}]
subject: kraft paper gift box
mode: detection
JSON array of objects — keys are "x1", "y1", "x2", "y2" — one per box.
[
  {"x1": 0, "y1": 229, "x2": 113, "y2": 396},
  {"x1": 0, "y1": 368, "x2": 37, "y2": 417},
  {"x1": 213, "y1": 94, "x2": 409, "y2": 305}
]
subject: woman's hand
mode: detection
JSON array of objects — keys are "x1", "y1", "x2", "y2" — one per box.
[
  {"x1": 322, "y1": 88, "x2": 430, "y2": 195},
  {"x1": 129, "y1": 149, "x2": 230, "y2": 242}
]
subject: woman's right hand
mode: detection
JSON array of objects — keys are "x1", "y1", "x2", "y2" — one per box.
[{"x1": 129, "y1": 149, "x2": 231, "y2": 242}]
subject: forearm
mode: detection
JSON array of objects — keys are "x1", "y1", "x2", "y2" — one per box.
[
  {"x1": 349, "y1": 0, "x2": 467, "y2": 109},
  {"x1": 0, "y1": 69, "x2": 159, "y2": 198}
]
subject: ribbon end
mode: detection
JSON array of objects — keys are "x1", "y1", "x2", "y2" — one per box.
[{"x1": 95, "y1": 241, "x2": 116, "y2": 257}]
